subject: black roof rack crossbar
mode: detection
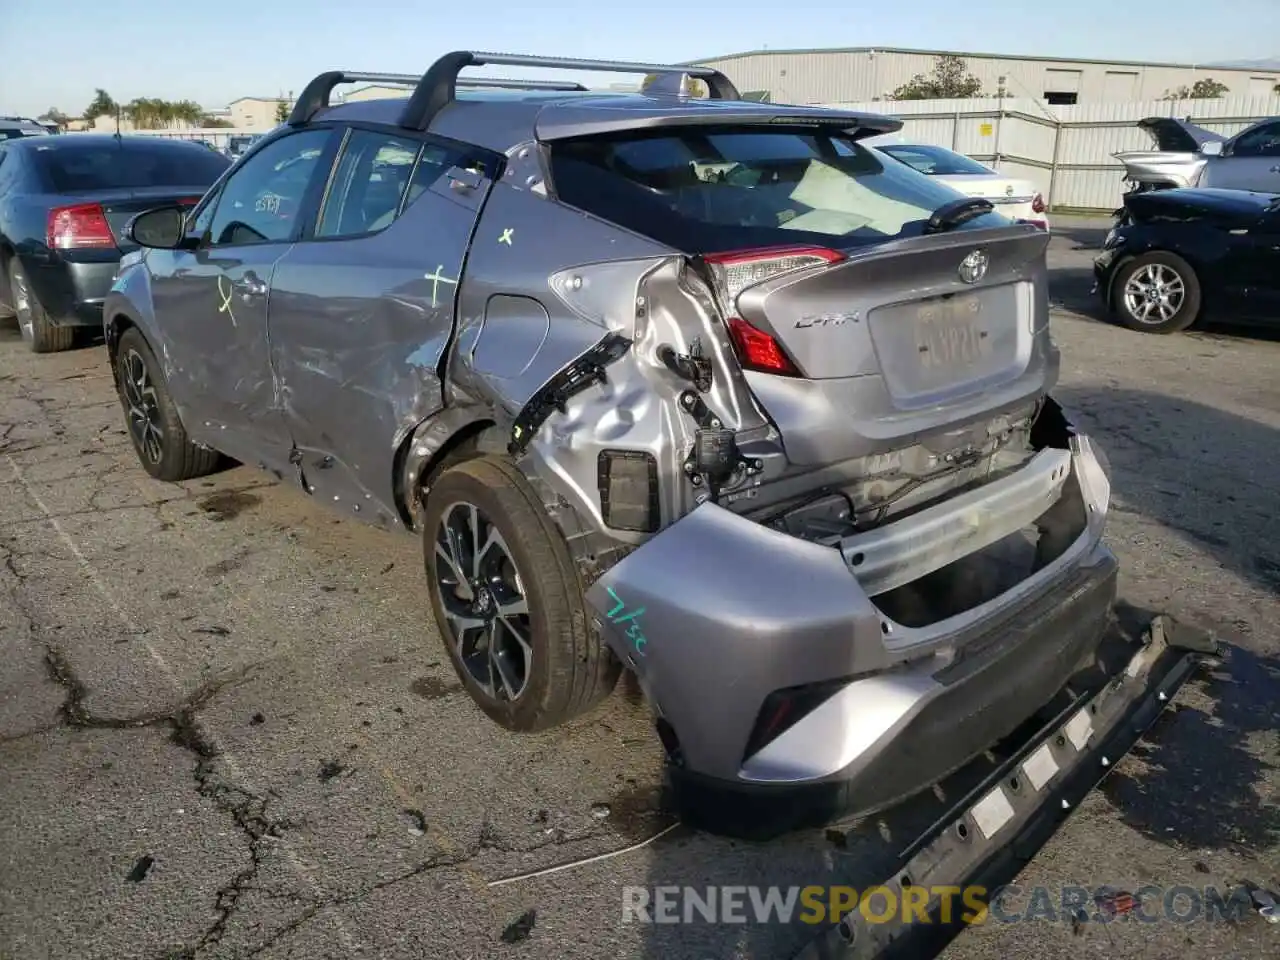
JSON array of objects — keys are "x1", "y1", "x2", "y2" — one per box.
[
  {"x1": 288, "y1": 69, "x2": 591, "y2": 126},
  {"x1": 460, "y1": 78, "x2": 588, "y2": 91},
  {"x1": 289, "y1": 72, "x2": 421, "y2": 126},
  {"x1": 397, "y1": 50, "x2": 742, "y2": 131}
]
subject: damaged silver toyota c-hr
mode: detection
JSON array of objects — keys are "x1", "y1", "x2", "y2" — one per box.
[{"x1": 104, "y1": 51, "x2": 1115, "y2": 833}]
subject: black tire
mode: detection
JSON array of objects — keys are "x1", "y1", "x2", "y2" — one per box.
[
  {"x1": 114, "y1": 327, "x2": 221, "y2": 482},
  {"x1": 8, "y1": 259, "x2": 74, "y2": 353},
  {"x1": 421, "y1": 455, "x2": 621, "y2": 732},
  {"x1": 1111, "y1": 251, "x2": 1201, "y2": 334}
]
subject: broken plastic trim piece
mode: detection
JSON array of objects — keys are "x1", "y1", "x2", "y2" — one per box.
[
  {"x1": 792, "y1": 614, "x2": 1218, "y2": 960},
  {"x1": 507, "y1": 333, "x2": 632, "y2": 458}
]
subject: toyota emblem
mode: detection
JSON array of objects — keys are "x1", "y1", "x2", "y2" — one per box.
[{"x1": 959, "y1": 250, "x2": 989, "y2": 284}]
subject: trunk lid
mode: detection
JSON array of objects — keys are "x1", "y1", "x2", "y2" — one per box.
[
  {"x1": 96, "y1": 187, "x2": 206, "y2": 248},
  {"x1": 733, "y1": 226, "x2": 1048, "y2": 405},
  {"x1": 1136, "y1": 117, "x2": 1225, "y2": 153},
  {"x1": 1123, "y1": 187, "x2": 1274, "y2": 228},
  {"x1": 935, "y1": 174, "x2": 1039, "y2": 207}
]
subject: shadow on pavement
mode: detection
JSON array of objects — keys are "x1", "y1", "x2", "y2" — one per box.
[{"x1": 1099, "y1": 642, "x2": 1280, "y2": 853}]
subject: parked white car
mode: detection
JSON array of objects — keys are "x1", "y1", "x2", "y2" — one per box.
[{"x1": 868, "y1": 140, "x2": 1050, "y2": 231}]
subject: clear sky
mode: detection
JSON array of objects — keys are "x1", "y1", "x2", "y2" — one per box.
[{"x1": 2, "y1": 0, "x2": 1277, "y2": 117}]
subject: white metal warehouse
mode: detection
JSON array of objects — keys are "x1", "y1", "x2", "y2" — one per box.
[{"x1": 685, "y1": 47, "x2": 1280, "y2": 105}]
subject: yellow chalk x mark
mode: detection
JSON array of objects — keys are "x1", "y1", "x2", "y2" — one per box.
[
  {"x1": 424, "y1": 265, "x2": 458, "y2": 308},
  {"x1": 216, "y1": 274, "x2": 237, "y2": 327}
]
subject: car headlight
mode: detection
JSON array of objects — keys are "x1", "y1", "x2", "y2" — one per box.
[{"x1": 1103, "y1": 227, "x2": 1120, "y2": 249}]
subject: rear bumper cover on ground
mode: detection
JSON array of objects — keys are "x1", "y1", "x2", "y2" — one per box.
[
  {"x1": 793, "y1": 613, "x2": 1217, "y2": 959},
  {"x1": 586, "y1": 433, "x2": 1115, "y2": 836}
]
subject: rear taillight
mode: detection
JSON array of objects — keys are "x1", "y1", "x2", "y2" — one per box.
[
  {"x1": 179, "y1": 196, "x2": 202, "y2": 207},
  {"x1": 1031, "y1": 193, "x2": 1046, "y2": 214},
  {"x1": 702, "y1": 245, "x2": 844, "y2": 377},
  {"x1": 47, "y1": 203, "x2": 114, "y2": 250},
  {"x1": 726, "y1": 317, "x2": 799, "y2": 376}
]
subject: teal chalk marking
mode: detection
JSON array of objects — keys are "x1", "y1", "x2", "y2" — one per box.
[{"x1": 604, "y1": 586, "x2": 648, "y2": 656}]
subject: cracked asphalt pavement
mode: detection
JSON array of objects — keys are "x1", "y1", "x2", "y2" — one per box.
[{"x1": 1, "y1": 219, "x2": 1277, "y2": 959}]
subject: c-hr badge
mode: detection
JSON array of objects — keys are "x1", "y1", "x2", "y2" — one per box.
[{"x1": 959, "y1": 250, "x2": 989, "y2": 284}]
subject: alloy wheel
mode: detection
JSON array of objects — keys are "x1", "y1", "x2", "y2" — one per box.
[
  {"x1": 121, "y1": 349, "x2": 165, "y2": 464},
  {"x1": 432, "y1": 501, "x2": 533, "y2": 702},
  {"x1": 1122, "y1": 263, "x2": 1186, "y2": 325}
]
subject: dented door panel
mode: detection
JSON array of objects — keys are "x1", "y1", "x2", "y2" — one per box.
[{"x1": 267, "y1": 188, "x2": 486, "y2": 527}]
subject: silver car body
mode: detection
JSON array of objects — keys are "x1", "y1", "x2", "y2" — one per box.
[
  {"x1": 1115, "y1": 115, "x2": 1280, "y2": 193},
  {"x1": 104, "y1": 53, "x2": 1117, "y2": 824}
]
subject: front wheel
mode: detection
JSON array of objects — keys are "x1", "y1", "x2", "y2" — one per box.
[
  {"x1": 421, "y1": 455, "x2": 620, "y2": 732},
  {"x1": 1112, "y1": 251, "x2": 1202, "y2": 334},
  {"x1": 114, "y1": 327, "x2": 221, "y2": 481}
]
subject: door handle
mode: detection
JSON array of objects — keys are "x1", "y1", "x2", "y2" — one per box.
[{"x1": 235, "y1": 277, "x2": 267, "y2": 297}]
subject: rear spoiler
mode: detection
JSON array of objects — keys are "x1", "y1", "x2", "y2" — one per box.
[{"x1": 532, "y1": 106, "x2": 904, "y2": 142}]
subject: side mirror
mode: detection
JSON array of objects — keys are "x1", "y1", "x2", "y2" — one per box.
[
  {"x1": 1200, "y1": 141, "x2": 1224, "y2": 157},
  {"x1": 128, "y1": 205, "x2": 188, "y2": 249}
]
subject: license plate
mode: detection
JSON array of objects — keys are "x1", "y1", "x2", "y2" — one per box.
[{"x1": 914, "y1": 294, "x2": 992, "y2": 369}]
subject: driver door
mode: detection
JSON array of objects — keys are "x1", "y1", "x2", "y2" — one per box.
[{"x1": 147, "y1": 128, "x2": 336, "y2": 473}]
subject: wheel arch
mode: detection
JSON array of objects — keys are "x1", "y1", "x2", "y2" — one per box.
[
  {"x1": 1106, "y1": 245, "x2": 1207, "y2": 313},
  {"x1": 393, "y1": 409, "x2": 503, "y2": 531}
]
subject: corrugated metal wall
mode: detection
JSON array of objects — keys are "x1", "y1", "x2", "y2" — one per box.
[
  {"x1": 824, "y1": 94, "x2": 1280, "y2": 211},
  {"x1": 695, "y1": 50, "x2": 1279, "y2": 106}
]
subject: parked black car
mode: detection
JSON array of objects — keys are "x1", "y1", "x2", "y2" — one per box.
[
  {"x1": 1094, "y1": 187, "x2": 1280, "y2": 334},
  {"x1": 0, "y1": 134, "x2": 230, "y2": 352}
]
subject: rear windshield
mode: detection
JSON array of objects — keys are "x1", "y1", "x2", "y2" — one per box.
[
  {"x1": 878, "y1": 144, "x2": 993, "y2": 177},
  {"x1": 33, "y1": 140, "x2": 230, "y2": 192},
  {"x1": 549, "y1": 127, "x2": 1005, "y2": 252}
]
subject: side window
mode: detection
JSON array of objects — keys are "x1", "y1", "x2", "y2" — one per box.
[
  {"x1": 207, "y1": 130, "x2": 332, "y2": 246},
  {"x1": 187, "y1": 185, "x2": 221, "y2": 237},
  {"x1": 315, "y1": 130, "x2": 421, "y2": 238},
  {"x1": 1231, "y1": 121, "x2": 1280, "y2": 158},
  {"x1": 403, "y1": 141, "x2": 484, "y2": 209}
]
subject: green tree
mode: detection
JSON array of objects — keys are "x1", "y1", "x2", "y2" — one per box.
[
  {"x1": 274, "y1": 93, "x2": 293, "y2": 123},
  {"x1": 82, "y1": 88, "x2": 117, "y2": 122},
  {"x1": 202, "y1": 115, "x2": 233, "y2": 128},
  {"x1": 1161, "y1": 78, "x2": 1230, "y2": 100},
  {"x1": 890, "y1": 56, "x2": 984, "y2": 100}
]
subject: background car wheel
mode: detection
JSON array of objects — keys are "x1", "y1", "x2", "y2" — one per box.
[
  {"x1": 1112, "y1": 252, "x2": 1201, "y2": 334},
  {"x1": 8, "y1": 260, "x2": 74, "y2": 353},
  {"x1": 421, "y1": 455, "x2": 621, "y2": 732},
  {"x1": 114, "y1": 327, "x2": 221, "y2": 482}
]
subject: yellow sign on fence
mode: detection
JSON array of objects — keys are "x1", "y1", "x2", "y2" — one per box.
[{"x1": 979, "y1": 122, "x2": 994, "y2": 136}]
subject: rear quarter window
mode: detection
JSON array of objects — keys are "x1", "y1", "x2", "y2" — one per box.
[
  {"x1": 34, "y1": 141, "x2": 231, "y2": 192},
  {"x1": 549, "y1": 127, "x2": 1003, "y2": 253}
]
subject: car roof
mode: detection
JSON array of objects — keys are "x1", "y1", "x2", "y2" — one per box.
[
  {"x1": 314, "y1": 90, "x2": 901, "y2": 154},
  {"x1": 8, "y1": 133, "x2": 213, "y2": 151}
]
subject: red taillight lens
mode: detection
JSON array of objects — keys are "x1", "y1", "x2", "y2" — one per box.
[
  {"x1": 703, "y1": 245, "x2": 843, "y2": 378},
  {"x1": 1031, "y1": 193, "x2": 1046, "y2": 214},
  {"x1": 179, "y1": 196, "x2": 203, "y2": 207},
  {"x1": 47, "y1": 203, "x2": 114, "y2": 250},
  {"x1": 727, "y1": 317, "x2": 800, "y2": 376}
]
